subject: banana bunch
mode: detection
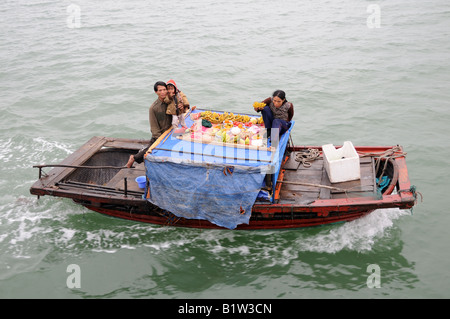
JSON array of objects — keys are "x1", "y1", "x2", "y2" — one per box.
[
  {"x1": 200, "y1": 111, "x2": 222, "y2": 124},
  {"x1": 221, "y1": 112, "x2": 235, "y2": 121},
  {"x1": 253, "y1": 101, "x2": 266, "y2": 111},
  {"x1": 233, "y1": 114, "x2": 251, "y2": 123},
  {"x1": 200, "y1": 111, "x2": 253, "y2": 124}
]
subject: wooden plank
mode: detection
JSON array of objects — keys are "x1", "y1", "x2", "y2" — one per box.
[
  {"x1": 359, "y1": 157, "x2": 372, "y2": 164},
  {"x1": 277, "y1": 152, "x2": 386, "y2": 201},
  {"x1": 283, "y1": 177, "x2": 323, "y2": 190},
  {"x1": 278, "y1": 189, "x2": 319, "y2": 205},
  {"x1": 105, "y1": 164, "x2": 146, "y2": 193},
  {"x1": 326, "y1": 157, "x2": 376, "y2": 196},
  {"x1": 277, "y1": 155, "x2": 378, "y2": 201},
  {"x1": 296, "y1": 158, "x2": 324, "y2": 170},
  {"x1": 147, "y1": 127, "x2": 174, "y2": 155},
  {"x1": 281, "y1": 184, "x2": 323, "y2": 193},
  {"x1": 103, "y1": 139, "x2": 150, "y2": 150},
  {"x1": 279, "y1": 157, "x2": 325, "y2": 199},
  {"x1": 33, "y1": 136, "x2": 107, "y2": 189},
  {"x1": 330, "y1": 161, "x2": 375, "y2": 193},
  {"x1": 319, "y1": 165, "x2": 331, "y2": 199},
  {"x1": 370, "y1": 156, "x2": 378, "y2": 197},
  {"x1": 332, "y1": 191, "x2": 377, "y2": 199},
  {"x1": 283, "y1": 152, "x2": 301, "y2": 170},
  {"x1": 284, "y1": 168, "x2": 322, "y2": 178}
]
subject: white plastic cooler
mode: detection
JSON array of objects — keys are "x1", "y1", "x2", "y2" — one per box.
[{"x1": 322, "y1": 141, "x2": 360, "y2": 183}]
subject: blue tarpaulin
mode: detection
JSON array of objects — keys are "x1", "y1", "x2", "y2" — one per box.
[{"x1": 144, "y1": 109, "x2": 294, "y2": 229}]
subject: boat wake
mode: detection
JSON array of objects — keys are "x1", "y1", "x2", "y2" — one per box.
[
  {"x1": 0, "y1": 136, "x2": 73, "y2": 168},
  {"x1": 190, "y1": 208, "x2": 412, "y2": 270},
  {"x1": 293, "y1": 208, "x2": 411, "y2": 254},
  {"x1": 0, "y1": 191, "x2": 411, "y2": 287},
  {"x1": 0, "y1": 136, "x2": 77, "y2": 280}
]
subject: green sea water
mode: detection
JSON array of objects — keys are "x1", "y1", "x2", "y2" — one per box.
[{"x1": 1, "y1": 0, "x2": 449, "y2": 299}]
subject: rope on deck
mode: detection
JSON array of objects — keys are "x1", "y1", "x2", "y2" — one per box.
[
  {"x1": 358, "y1": 145, "x2": 407, "y2": 188},
  {"x1": 294, "y1": 148, "x2": 321, "y2": 167}
]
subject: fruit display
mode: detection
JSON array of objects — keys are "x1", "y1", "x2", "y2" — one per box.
[{"x1": 178, "y1": 110, "x2": 268, "y2": 148}]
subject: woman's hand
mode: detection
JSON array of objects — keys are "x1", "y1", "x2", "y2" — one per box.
[{"x1": 253, "y1": 101, "x2": 266, "y2": 112}]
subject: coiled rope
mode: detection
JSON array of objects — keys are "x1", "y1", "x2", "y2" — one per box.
[
  {"x1": 294, "y1": 148, "x2": 321, "y2": 168},
  {"x1": 358, "y1": 145, "x2": 407, "y2": 187}
]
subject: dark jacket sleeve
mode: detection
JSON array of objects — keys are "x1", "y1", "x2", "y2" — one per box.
[
  {"x1": 262, "y1": 97, "x2": 272, "y2": 105},
  {"x1": 288, "y1": 102, "x2": 294, "y2": 121}
]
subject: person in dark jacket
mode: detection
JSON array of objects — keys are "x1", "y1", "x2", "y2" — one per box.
[
  {"x1": 255, "y1": 90, "x2": 294, "y2": 140},
  {"x1": 126, "y1": 81, "x2": 172, "y2": 168}
]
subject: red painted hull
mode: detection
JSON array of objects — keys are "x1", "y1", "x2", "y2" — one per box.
[
  {"x1": 76, "y1": 184, "x2": 414, "y2": 230},
  {"x1": 84, "y1": 204, "x2": 374, "y2": 229}
]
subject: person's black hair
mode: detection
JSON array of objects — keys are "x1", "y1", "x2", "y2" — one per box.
[
  {"x1": 154, "y1": 81, "x2": 167, "y2": 92},
  {"x1": 272, "y1": 90, "x2": 287, "y2": 101}
]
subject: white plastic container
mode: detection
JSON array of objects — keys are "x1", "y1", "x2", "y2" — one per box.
[{"x1": 322, "y1": 141, "x2": 360, "y2": 183}]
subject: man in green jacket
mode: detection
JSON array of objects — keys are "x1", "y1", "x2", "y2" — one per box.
[{"x1": 126, "y1": 81, "x2": 172, "y2": 168}]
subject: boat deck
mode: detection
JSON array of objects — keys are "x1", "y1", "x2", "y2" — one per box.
[
  {"x1": 31, "y1": 136, "x2": 148, "y2": 199},
  {"x1": 276, "y1": 152, "x2": 376, "y2": 205},
  {"x1": 86, "y1": 151, "x2": 377, "y2": 205},
  {"x1": 103, "y1": 164, "x2": 146, "y2": 193},
  {"x1": 32, "y1": 136, "x2": 379, "y2": 205}
]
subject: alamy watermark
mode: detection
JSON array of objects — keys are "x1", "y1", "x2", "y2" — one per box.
[
  {"x1": 67, "y1": 4, "x2": 81, "y2": 28},
  {"x1": 66, "y1": 264, "x2": 81, "y2": 289},
  {"x1": 366, "y1": 264, "x2": 381, "y2": 288},
  {"x1": 160, "y1": 123, "x2": 280, "y2": 175},
  {"x1": 65, "y1": 5, "x2": 381, "y2": 30},
  {"x1": 367, "y1": 4, "x2": 381, "y2": 28}
]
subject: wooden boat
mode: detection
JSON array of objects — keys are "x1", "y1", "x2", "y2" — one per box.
[{"x1": 29, "y1": 135, "x2": 418, "y2": 230}]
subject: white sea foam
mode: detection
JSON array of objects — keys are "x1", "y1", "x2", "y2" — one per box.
[
  {"x1": 295, "y1": 208, "x2": 411, "y2": 254},
  {"x1": 0, "y1": 136, "x2": 73, "y2": 174},
  {"x1": 32, "y1": 137, "x2": 73, "y2": 156}
]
